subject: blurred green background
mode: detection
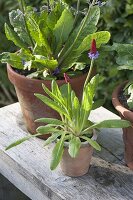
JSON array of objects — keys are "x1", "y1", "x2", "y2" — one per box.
[{"x1": 0, "y1": 0, "x2": 133, "y2": 111}]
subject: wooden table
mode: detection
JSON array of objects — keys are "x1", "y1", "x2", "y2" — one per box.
[{"x1": 0, "y1": 103, "x2": 133, "y2": 200}]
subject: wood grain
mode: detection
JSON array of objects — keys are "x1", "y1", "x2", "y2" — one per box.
[
  {"x1": 0, "y1": 103, "x2": 133, "y2": 200},
  {"x1": 90, "y1": 107, "x2": 125, "y2": 164}
]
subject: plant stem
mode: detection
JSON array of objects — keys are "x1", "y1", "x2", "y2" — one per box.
[
  {"x1": 58, "y1": 0, "x2": 96, "y2": 66},
  {"x1": 60, "y1": 114, "x2": 65, "y2": 123},
  {"x1": 84, "y1": 59, "x2": 94, "y2": 88},
  {"x1": 18, "y1": 0, "x2": 34, "y2": 48}
]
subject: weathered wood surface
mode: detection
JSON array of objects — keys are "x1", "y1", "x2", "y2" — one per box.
[
  {"x1": 0, "y1": 103, "x2": 133, "y2": 200},
  {"x1": 89, "y1": 107, "x2": 125, "y2": 164}
]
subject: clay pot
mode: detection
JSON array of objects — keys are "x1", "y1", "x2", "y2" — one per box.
[
  {"x1": 7, "y1": 64, "x2": 87, "y2": 138},
  {"x1": 60, "y1": 132, "x2": 97, "y2": 177},
  {"x1": 112, "y1": 82, "x2": 133, "y2": 170},
  {"x1": 60, "y1": 143, "x2": 93, "y2": 177}
]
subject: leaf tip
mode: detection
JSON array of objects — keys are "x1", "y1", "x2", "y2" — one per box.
[
  {"x1": 50, "y1": 163, "x2": 56, "y2": 171},
  {"x1": 5, "y1": 146, "x2": 9, "y2": 151},
  {"x1": 34, "y1": 93, "x2": 39, "y2": 98}
]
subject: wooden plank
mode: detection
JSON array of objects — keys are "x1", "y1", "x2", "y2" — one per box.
[
  {"x1": 0, "y1": 103, "x2": 133, "y2": 200},
  {"x1": 90, "y1": 107, "x2": 125, "y2": 164}
]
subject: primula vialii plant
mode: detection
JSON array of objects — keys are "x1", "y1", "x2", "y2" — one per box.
[
  {"x1": 6, "y1": 39, "x2": 131, "y2": 171},
  {"x1": 0, "y1": 0, "x2": 111, "y2": 79}
]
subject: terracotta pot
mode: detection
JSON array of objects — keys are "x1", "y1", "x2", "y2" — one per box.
[
  {"x1": 112, "y1": 82, "x2": 133, "y2": 170},
  {"x1": 7, "y1": 64, "x2": 87, "y2": 138},
  {"x1": 60, "y1": 132, "x2": 97, "y2": 177},
  {"x1": 60, "y1": 144, "x2": 93, "y2": 177}
]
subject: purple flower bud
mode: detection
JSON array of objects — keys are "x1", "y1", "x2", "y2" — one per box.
[
  {"x1": 52, "y1": 67, "x2": 60, "y2": 76},
  {"x1": 97, "y1": 1, "x2": 106, "y2": 7},
  {"x1": 88, "y1": 51, "x2": 99, "y2": 59}
]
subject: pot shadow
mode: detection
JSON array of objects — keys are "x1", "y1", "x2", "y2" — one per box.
[
  {"x1": 77, "y1": 163, "x2": 133, "y2": 199},
  {"x1": 94, "y1": 127, "x2": 125, "y2": 165}
]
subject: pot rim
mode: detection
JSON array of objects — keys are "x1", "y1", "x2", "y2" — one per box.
[
  {"x1": 7, "y1": 64, "x2": 87, "y2": 84},
  {"x1": 112, "y1": 81, "x2": 133, "y2": 122}
]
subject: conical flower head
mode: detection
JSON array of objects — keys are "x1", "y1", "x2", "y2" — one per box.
[{"x1": 88, "y1": 39, "x2": 99, "y2": 59}]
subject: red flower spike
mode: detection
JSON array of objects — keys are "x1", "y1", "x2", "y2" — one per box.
[
  {"x1": 64, "y1": 73, "x2": 70, "y2": 83},
  {"x1": 90, "y1": 39, "x2": 97, "y2": 54},
  {"x1": 88, "y1": 39, "x2": 99, "y2": 59}
]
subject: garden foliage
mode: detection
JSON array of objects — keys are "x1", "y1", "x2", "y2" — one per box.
[
  {"x1": 0, "y1": 0, "x2": 45, "y2": 107},
  {"x1": 0, "y1": 0, "x2": 133, "y2": 111}
]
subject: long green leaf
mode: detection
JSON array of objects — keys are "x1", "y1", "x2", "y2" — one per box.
[
  {"x1": 5, "y1": 129, "x2": 56, "y2": 150},
  {"x1": 82, "y1": 75, "x2": 100, "y2": 112},
  {"x1": 42, "y1": 83, "x2": 66, "y2": 108},
  {"x1": 59, "y1": 83, "x2": 71, "y2": 105},
  {"x1": 47, "y1": 3, "x2": 64, "y2": 29},
  {"x1": 27, "y1": 15, "x2": 51, "y2": 54},
  {"x1": 9, "y1": 9, "x2": 32, "y2": 46},
  {"x1": 53, "y1": 8, "x2": 74, "y2": 54},
  {"x1": 51, "y1": 80, "x2": 65, "y2": 103},
  {"x1": 113, "y1": 43, "x2": 133, "y2": 69},
  {"x1": 67, "y1": 83, "x2": 72, "y2": 114},
  {"x1": 5, "y1": 132, "x2": 43, "y2": 150},
  {"x1": 5, "y1": 23, "x2": 28, "y2": 50},
  {"x1": 5, "y1": 135, "x2": 32, "y2": 150},
  {"x1": 34, "y1": 94, "x2": 70, "y2": 119},
  {"x1": 0, "y1": 52, "x2": 24, "y2": 69},
  {"x1": 34, "y1": 55, "x2": 58, "y2": 70},
  {"x1": 77, "y1": 31, "x2": 111, "y2": 53},
  {"x1": 83, "y1": 119, "x2": 131, "y2": 134},
  {"x1": 79, "y1": 75, "x2": 99, "y2": 132},
  {"x1": 44, "y1": 132, "x2": 62, "y2": 147},
  {"x1": 50, "y1": 133, "x2": 65, "y2": 170},
  {"x1": 58, "y1": 6, "x2": 100, "y2": 69},
  {"x1": 36, "y1": 126, "x2": 58, "y2": 134},
  {"x1": 80, "y1": 136, "x2": 101, "y2": 151},
  {"x1": 35, "y1": 118, "x2": 64, "y2": 126},
  {"x1": 81, "y1": 83, "x2": 92, "y2": 111},
  {"x1": 59, "y1": 6, "x2": 100, "y2": 58},
  {"x1": 89, "y1": 74, "x2": 100, "y2": 99},
  {"x1": 72, "y1": 95, "x2": 80, "y2": 129},
  {"x1": 68, "y1": 137, "x2": 81, "y2": 158}
]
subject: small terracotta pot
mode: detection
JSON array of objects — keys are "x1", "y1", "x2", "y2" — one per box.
[
  {"x1": 60, "y1": 144, "x2": 93, "y2": 177},
  {"x1": 60, "y1": 133, "x2": 97, "y2": 177},
  {"x1": 112, "y1": 82, "x2": 133, "y2": 170},
  {"x1": 7, "y1": 64, "x2": 87, "y2": 138}
]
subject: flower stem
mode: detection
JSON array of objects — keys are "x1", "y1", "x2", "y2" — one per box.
[{"x1": 84, "y1": 59, "x2": 94, "y2": 88}]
